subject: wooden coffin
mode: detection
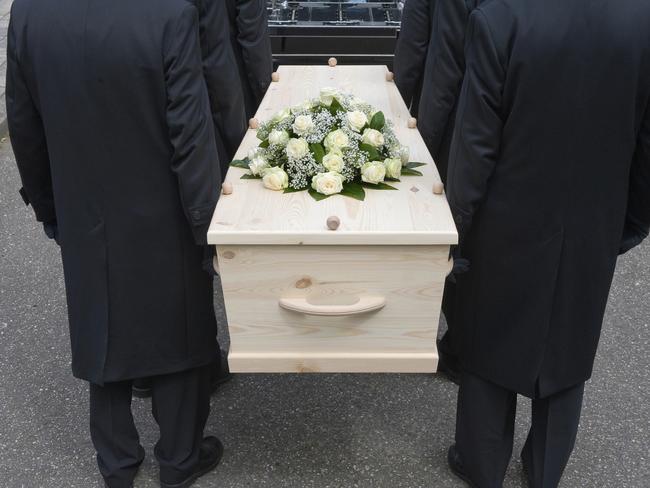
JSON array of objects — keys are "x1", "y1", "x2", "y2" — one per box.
[{"x1": 208, "y1": 65, "x2": 458, "y2": 373}]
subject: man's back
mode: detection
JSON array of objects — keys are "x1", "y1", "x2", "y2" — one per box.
[
  {"x1": 7, "y1": 1, "x2": 225, "y2": 484},
  {"x1": 393, "y1": 0, "x2": 434, "y2": 116},
  {"x1": 471, "y1": 0, "x2": 650, "y2": 232},
  {"x1": 8, "y1": 0, "x2": 220, "y2": 384},
  {"x1": 225, "y1": 0, "x2": 272, "y2": 118},
  {"x1": 447, "y1": 0, "x2": 650, "y2": 397},
  {"x1": 11, "y1": 0, "x2": 196, "y2": 204}
]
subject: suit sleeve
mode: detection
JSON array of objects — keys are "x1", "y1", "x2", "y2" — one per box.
[
  {"x1": 164, "y1": 5, "x2": 221, "y2": 245},
  {"x1": 620, "y1": 102, "x2": 650, "y2": 254},
  {"x1": 446, "y1": 9, "x2": 505, "y2": 242},
  {"x1": 235, "y1": 0, "x2": 273, "y2": 106},
  {"x1": 6, "y1": 15, "x2": 56, "y2": 223},
  {"x1": 422, "y1": 0, "x2": 472, "y2": 158},
  {"x1": 393, "y1": 0, "x2": 430, "y2": 113}
]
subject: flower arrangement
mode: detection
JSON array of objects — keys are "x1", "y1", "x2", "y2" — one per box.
[{"x1": 230, "y1": 88, "x2": 425, "y2": 201}]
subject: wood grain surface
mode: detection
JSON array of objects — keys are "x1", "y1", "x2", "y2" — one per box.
[
  {"x1": 208, "y1": 65, "x2": 458, "y2": 246},
  {"x1": 218, "y1": 245, "x2": 451, "y2": 373}
]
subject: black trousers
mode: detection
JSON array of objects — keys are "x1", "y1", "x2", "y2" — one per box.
[
  {"x1": 439, "y1": 278, "x2": 460, "y2": 368},
  {"x1": 89, "y1": 365, "x2": 211, "y2": 488},
  {"x1": 455, "y1": 372, "x2": 585, "y2": 488}
]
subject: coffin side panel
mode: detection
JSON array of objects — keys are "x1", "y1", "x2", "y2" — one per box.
[{"x1": 217, "y1": 245, "x2": 450, "y2": 373}]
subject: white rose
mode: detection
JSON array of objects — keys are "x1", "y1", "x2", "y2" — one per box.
[
  {"x1": 249, "y1": 155, "x2": 269, "y2": 176},
  {"x1": 286, "y1": 138, "x2": 310, "y2": 159},
  {"x1": 362, "y1": 128, "x2": 385, "y2": 148},
  {"x1": 268, "y1": 130, "x2": 290, "y2": 146},
  {"x1": 361, "y1": 161, "x2": 386, "y2": 184},
  {"x1": 292, "y1": 114, "x2": 315, "y2": 136},
  {"x1": 262, "y1": 167, "x2": 289, "y2": 191},
  {"x1": 273, "y1": 108, "x2": 291, "y2": 122},
  {"x1": 346, "y1": 111, "x2": 368, "y2": 132},
  {"x1": 384, "y1": 158, "x2": 402, "y2": 179},
  {"x1": 320, "y1": 87, "x2": 339, "y2": 107},
  {"x1": 312, "y1": 172, "x2": 344, "y2": 196},
  {"x1": 322, "y1": 152, "x2": 345, "y2": 173},
  {"x1": 324, "y1": 129, "x2": 349, "y2": 151}
]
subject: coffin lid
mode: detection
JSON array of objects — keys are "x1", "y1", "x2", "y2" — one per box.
[{"x1": 208, "y1": 65, "x2": 458, "y2": 246}]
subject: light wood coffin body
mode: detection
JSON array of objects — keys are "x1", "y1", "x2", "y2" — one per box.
[{"x1": 208, "y1": 65, "x2": 458, "y2": 373}]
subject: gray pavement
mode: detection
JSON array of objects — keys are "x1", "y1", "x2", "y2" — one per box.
[
  {"x1": 0, "y1": 0, "x2": 11, "y2": 136},
  {"x1": 1, "y1": 135, "x2": 649, "y2": 487}
]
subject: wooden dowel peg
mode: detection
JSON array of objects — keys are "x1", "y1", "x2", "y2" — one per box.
[
  {"x1": 271, "y1": 72, "x2": 280, "y2": 82},
  {"x1": 249, "y1": 118, "x2": 259, "y2": 129},
  {"x1": 222, "y1": 182, "x2": 233, "y2": 195},
  {"x1": 407, "y1": 117, "x2": 417, "y2": 129},
  {"x1": 327, "y1": 216, "x2": 341, "y2": 231},
  {"x1": 328, "y1": 57, "x2": 338, "y2": 67},
  {"x1": 385, "y1": 71, "x2": 394, "y2": 82},
  {"x1": 432, "y1": 182, "x2": 445, "y2": 195}
]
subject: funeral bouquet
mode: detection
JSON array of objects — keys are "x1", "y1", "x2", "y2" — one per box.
[{"x1": 230, "y1": 88, "x2": 425, "y2": 201}]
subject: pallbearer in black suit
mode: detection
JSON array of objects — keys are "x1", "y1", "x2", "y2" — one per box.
[
  {"x1": 131, "y1": 0, "x2": 247, "y2": 401},
  {"x1": 198, "y1": 0, "x2": 247, "y2": 176},
  {"x1": 417, "y1": 0, "x2": 482, "y2": 182},
  {"x1": 395, "y1": 0, "x2": 483, "y2": 383},
  {"x1": 446, "y1": 1, "x2": 650, "y2": 487},
  {"x1": 393, "y1": 0, "x2": 434, "y2": 117},
  {"x1": 7, "y1": 1, "x2": 224, "y2": 486},
  {"x1": 225, "y1": 0, "x2": 273, "y2": 119}
]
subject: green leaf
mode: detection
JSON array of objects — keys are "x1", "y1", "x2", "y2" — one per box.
[
  {"x1": 258, "y1": 139, "x2": 270, "y2": 148},
  {"x1": 359, "y1": 143, "x2": 382, "y2": 162},
  {"x1": 284, "y1": 186, "x2": 307, "y2": 194},
  {"x1": 308, "y1": 188, "x2": 332, "y2": 201},
  {"x1": 362, "y1": 182, "x2": 398, "y2": 191},
  {"x1": 405, "y1": 162, "x2": 427, "y2": 169},
  {"x1": 401, "y1": 167, "x2": 423, "y2": 177},
  {"x1": 230, "y1": 158, "x2": 250, "y2": 169},
  {"x1": 369, "y1": 111, "x2": 386, "y2": 131},
  {"x1": 329, "y1": 98, "x2": 345, "y2": 115},
  {"x1": 340, "y1": 182, "x2": 366, "y2": 201},
  {"x1": 386, "y1": 177, "x2": 401, "y2": 182},
  {"x1": 309, "y1": 143, "x2": 326, "y2": 164},
  {"x1": 241, "y1": 174, "x2": 262, "y2": 180}
]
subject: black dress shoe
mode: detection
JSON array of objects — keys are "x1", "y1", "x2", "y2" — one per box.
[
  {"x1": 160, "y1": 436, "x2": 224, "y2": 488},
  {"x1": 448, "y1": 445, "x2": 478, "y2": 487}
]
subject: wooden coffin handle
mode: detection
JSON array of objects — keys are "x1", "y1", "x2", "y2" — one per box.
[{"x1": 279, "y1": 296, "x2": 387, "y2": 316}]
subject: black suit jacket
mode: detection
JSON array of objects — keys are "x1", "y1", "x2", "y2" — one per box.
[
  {"x1": 447, "y1": 0, "x2": 650, "y2": 398},
  {"x1": 225, "y1": 0, "x2": 273, "y2": 119},
  {"x1": 7, "y1": 0, "x2": 220, "y2": 384},
  {"x1": 192, "y1": 0, "x2": 247, "y2": 174},
  {"x1": 417, "y1": 0, "x2": 480, "y2": 183},
  {"x1": 393, "y1": 0, "x2": 434, "y2": 117}
]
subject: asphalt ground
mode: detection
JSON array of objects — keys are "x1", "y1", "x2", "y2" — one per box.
[{"x1": 1, "y1": 138, "x2": 648, "y2": 487}]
